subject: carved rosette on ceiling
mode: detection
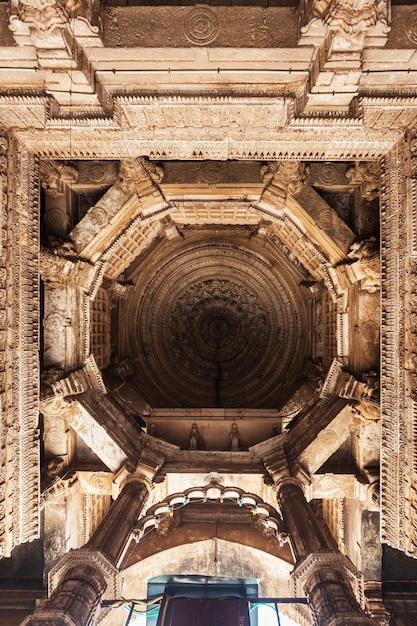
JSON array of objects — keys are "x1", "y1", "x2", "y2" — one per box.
[{"x1": 121, "y1": 232, "x2": 312, "y2": 408}]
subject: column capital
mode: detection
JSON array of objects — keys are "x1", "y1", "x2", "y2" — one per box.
[
  {"x1": 290, "y1": 552, "x2": 378, "y2": 626},
  {"x1": 48, "y1": 547, "x2": 120, "y2": 601},
  {"x1": 273, "y1": 475, "x2": 305, "y2": 496}
]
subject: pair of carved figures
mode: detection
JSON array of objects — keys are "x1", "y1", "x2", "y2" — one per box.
[{"x1": 189, "y1": 422, "x2": 241, "y2": 451}]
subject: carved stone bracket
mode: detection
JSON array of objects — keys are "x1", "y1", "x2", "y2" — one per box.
[
  {"x1": 260, "y1": 161, "x2": 308, "y2": 205},
  {"x1": 40, "y1": 161, "x2": 78, "y2": 198},
  {"x1": 345, "y1": 163, "x2": 380, "y2": 201},
  {"x1": 119, "y1": 157, "x2": 164, "y2": 196},
  {"x1": 302, "y1": 0, "x2": 389, "y2": 52},
  {"x1": 250, "y1": 434, "x2": 290, "y2": 483},
  {"x1": 321, "y1": 358, "x2": 374, "y2": 403},
  {"x1": 51, "y1": 354, "x2": 105, "y2": 398},
  {"x1": 299, "y1": 1, "x2": 389, "y2": 110}
]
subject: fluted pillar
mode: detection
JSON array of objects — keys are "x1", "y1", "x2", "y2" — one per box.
[
  {"x1": 22, "y1": 477, "x2": 149, "y2": 626},
  {"x1": 276, "y1": 477, "x2": 378, "y2": 626}
]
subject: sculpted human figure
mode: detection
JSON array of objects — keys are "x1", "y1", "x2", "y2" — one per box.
[
  {"x1": 189, "y1": 423, "x2": 200, "y2": 450},
  {"x1": 229, "y1": 422, "x2": 241, "y2": 451}
]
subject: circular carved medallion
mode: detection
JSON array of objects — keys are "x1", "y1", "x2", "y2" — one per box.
[
  {"x1": 184, "y1": 8, "x2": 219, "y2": 46},
  {"x1": 407, "y1": 11, "x2": 417, "y2": 45},
  {"x1": 319, "y1": 163, "x2": 338, "y2": 185}
]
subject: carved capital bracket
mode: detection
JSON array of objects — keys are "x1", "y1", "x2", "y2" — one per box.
[
  {"x1": 249, "y1": 434, "x2": 290, "y2": 483},
  {"x1": 108, "y1": 279, "x2": 134, "y2": 301},
  {"x1": 50, "y1": 354, "x2": 105, "y2": 398},
  {"x1": 299, "y1": 1, "x2": 389, "y2": 111},
  {"x1": 9, "y1": 2, "x2": 103, "y2": 109},
  {"x1": 48, "y1": 547, "x2": 120, "y2": 601},
  {"x1": 131, "y1": 437, "x2": 180, "y2": 489},
  {"x1": 40, "y1": 160, "x2": 78, "y2": 198},
  {"x1": 321, "y1": 358, "x2": 374, "y2": 403},
  {"x1": 290, "y1": 551, "x2": 374, "y2": 623},
  {"x1": 119, "y1": 157, "x2": 164, "y2": 196},
  {"x1": 259, "y1": 161, "x2": 308, "y2": 209},
  {"x1": 345, "y1": 162, "x2": 380, "y2": 201}
]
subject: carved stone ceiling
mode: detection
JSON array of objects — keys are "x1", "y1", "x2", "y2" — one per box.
[{"x1": 119, "y1": 227, "x2": 312, "y2": 408}]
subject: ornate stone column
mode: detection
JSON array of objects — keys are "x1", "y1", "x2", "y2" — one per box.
[
  {"x1": 22, "y1": 477, "x2": 149, "y2": 626},
  {"x1": 276, "y1": 477, "x2": 378, "y2": 626}
]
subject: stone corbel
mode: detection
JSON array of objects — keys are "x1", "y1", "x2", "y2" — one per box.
[
  {"x1": 249, "y1": 433, "x2": 290, "y2": 483},
  {"x1": 259, "y1": 161, "x2": 308, "y2": 210},
  {"x1": 133, "y1": 436, "x2": 180, "y2": 489},
  {"x1": 108, "y1": 279, "x2": 134, "y2": 301},
  {"x1": 301, "y1": 0, "x2": 389, "y2": 53},
  {"x1": 40, "y1": 248, "x2": 76, "y2": 287},
  {"x1": 119, "y1": 157, "x2": 166, "y2": 217},
  {"x1": 9, "y1": 0, "x2": 69, "y2": 48},
  {"x1": 40, "y1": 160, "x2": 78, "y2": 238},
  {"x1": 345, "y1": 162, "x2": 380, "y2": 202},
  {"x1": 299, "y1": 1, "x2": 389, "y2": 110},
  {"x1": 52, "y1": 354, "x2": 106, "y2": 398},
  {"x1": 40, "y1": 160, "x2": 78, "y2": 198},
  {"x1": 160, "y1": 215, "x2": 182, "y2": 241},
  {"x1": 321, "y1": 358, "x2": 373, "y2": 403}
]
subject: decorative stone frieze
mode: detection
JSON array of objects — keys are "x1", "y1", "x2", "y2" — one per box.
[
  {"x1": 1, "y1": 140, "x2": 40, "y2": 557},
  {"x1": 380, "y1": 144, "x2": 410, "y2": 555}
]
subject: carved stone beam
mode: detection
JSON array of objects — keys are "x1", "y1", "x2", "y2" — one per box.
[
  {"x1": 70, "y1": 160, "x2": 168, "y2": 263},
  {"x1": 284, "y1": 395, "x2": 351, "y2": 475},
  {"x1": 76, "y1": 389, "x2": 144, "y2": 464},
  {"x1": 250, "y1": 395, "x2": 352, "y2": 482}
]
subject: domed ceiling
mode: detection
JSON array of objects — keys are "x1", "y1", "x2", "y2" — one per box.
[{"x1": 118, "y1": 226, "x2": 315, "y2": 408}]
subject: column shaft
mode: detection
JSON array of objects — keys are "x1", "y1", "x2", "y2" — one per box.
[
  {"x1": 87, "y1": 478, "x2": 148, "y2": 564},
  {"x1": 276, "y1": 478, "x2": 378, "y2": 626},
  {"x1": 23, "y1": 477, "x2": 148, "y2": 626},
  {"x1": 276, "y1": 478, "x2": 334, "y2": 560}
]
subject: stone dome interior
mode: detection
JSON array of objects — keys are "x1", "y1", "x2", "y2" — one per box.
[{"x1": 117, "y1": 226, "x2": 315, "y2": 408}]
